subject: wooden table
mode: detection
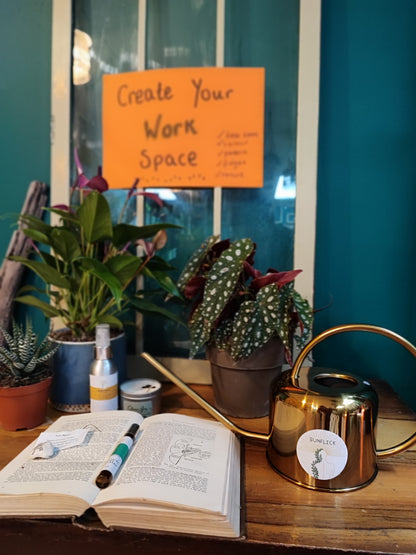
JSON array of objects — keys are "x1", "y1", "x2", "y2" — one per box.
[{"x1": 0, "y1": 381, "x2": 415, "y2": 555}]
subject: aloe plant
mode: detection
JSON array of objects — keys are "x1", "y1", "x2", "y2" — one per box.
[
  {"x1": 177, "y1": 236, "x2": 313, "y2": 363},
  {"x1": 0, "y1": 319, "x2": 58, "y2": 387}
]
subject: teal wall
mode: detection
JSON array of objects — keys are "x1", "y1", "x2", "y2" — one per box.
[
  {"x1": 314, "y1": 0, "x2": 416, "y2": 410},
  {"x1": 0, "y1": 0, "x2": 52, "y2": 260},
  {"x1": 0, "y1": 0, "x2": 52, "y2": 336},
  {"x1": 1, "y1": 0, "x2": 416, "y2": 408}
]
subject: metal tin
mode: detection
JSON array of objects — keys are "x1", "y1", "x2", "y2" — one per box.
[{"x1": 119, "y1": 378, "x2": 161, "y2": 418}]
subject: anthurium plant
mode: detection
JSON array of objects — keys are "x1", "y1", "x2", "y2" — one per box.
[
  {"x1": 10, "y1": 160, "x2": 181, "y2": 342},
  {"x1": 177, "y1": 236, "x2": 313, "y2": 364}
]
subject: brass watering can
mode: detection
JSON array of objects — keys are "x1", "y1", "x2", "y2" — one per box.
[{"x1": 142, "y1": 323, "x2": 416, "y2": 492}]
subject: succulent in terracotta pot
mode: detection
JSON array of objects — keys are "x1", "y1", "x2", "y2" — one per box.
[
  {"x1": 177, "y1": 235, "x2": 313, "y2": 365},
  {"x1": 0, "y1": 319, "x2": 59, "y2": 430}
]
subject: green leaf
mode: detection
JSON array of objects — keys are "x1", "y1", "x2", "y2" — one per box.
[
  {"x1": 145, "y1": 255, "x2": 177, "y2": 272},
  {"x1": 189, "y1": 306, "x2": 212, "y2": 357},
  {"x1": 274, "y1": 283, "x2": 294, "y2": 351},
  {"x1": 9, "y1": 256, "x2": 71, "y2": 289},
  {"x1": 142, "y1": 266, "x2": 181, "y2": 297},
  {"x1": 128, "y1": 296, "x2": 185, "y2": 325},
  {"x1": 15, "y1": 283, "x2": 44, "y2": 295},
  {"x1": 106, "y1": 254, "x2": 142, "y2": 286},
  {"x1": 49, "y1": 228, "x2": 82, "y2": 261},
  {"x1": 22, "y1": 228, "x2": 52, "y2": 246},
  {"x1": 95, "y1": 314, "x2": 124, "y2": 329},
  {"x1": 13, "y1": 295, "x2": 62, "y2": 318},
  {"x1": 230, "y1": 300, "x2": 259, "y2": 359},
  {"x1": 189, "y1": 238, "x2": 254, "y2": 356},
  {"x1": 292, "y1": 290, "x2": 313, "y2": 348},
  {"x1": 231, "y1": 284, "x2": 285, "y2": 359},
  {"x1": 79, "y1": 258, "x2": 124, "y2": 305},
  {"x1": 112, "y1": 222, "x2": 180, "y2": 248},
  {"x1": 20, "y1": 214, "x2": 51, "y2": 234},
  {"x1": 214, "y1": 319, "x2": 233, "y2": 351},
  {"x1": 36, "y1": 249, "x2": 66, "y2": 273},
  {"x1": 78, "y1": 191, "x2": 113, "y2": 243},
  {"x1": 177, "y1": 235, "x2": 219, "y2": 292},
  {"x1": 47, "y1": 207, "x2": 78, "y2": 224}
]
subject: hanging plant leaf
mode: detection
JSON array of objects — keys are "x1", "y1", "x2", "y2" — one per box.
[
  {"x1": 231, "y1": 284, "x2": 282, "y2": 359},
  {"x1": 189, "y1": 238, "x2": 254, "y2": 357},
  {"x1": 292, "y1": 289, "x2": 314, "y2": 349},
  {"x1": 177, "y1": 235, "x2": 220, "y2": 291}
]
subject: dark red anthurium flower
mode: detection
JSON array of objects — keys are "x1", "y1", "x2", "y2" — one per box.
[
  {"x1": 139, "y1": 192, "x2": 164, "y2": 208},
  {"x1": 85, "y1": 166, "x2": 109, "y2": 193},
  {"x1": 73, "y1": 148, "x2": 90, "y2": 189},
  {"x1": 126, "y1": 178, "x2": 164, "y2": 208}
]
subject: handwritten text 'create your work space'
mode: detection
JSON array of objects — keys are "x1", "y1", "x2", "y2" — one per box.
[{"x1": 116, "y1": 78, "x2": 235, "y2": 171}]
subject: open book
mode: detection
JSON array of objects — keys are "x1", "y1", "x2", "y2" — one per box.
[{"x1": 0, "y1": 411, "x2": 240, "y2": 538}]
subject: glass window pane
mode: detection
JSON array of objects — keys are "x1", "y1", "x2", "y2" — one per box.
[
  {"x1": 71, "y1": 0, "x2": 302, "y2": 359},
  {"x1": 223, "y1": 0, "x2": 299, "y2": 271},
  {"x1": 143, "y1": 0, "x2": 218, "y2": 356},
  {"x1": 146, "y1": 0, "x2": 217, "y2": 68},
  {"x1": 73, "y1": 0, "x2": 139, "y2": 180}
]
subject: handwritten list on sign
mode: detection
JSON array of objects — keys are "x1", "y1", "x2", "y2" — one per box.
[{"x1": 102, "y1": 67, "x2": 265, "y2": 188}]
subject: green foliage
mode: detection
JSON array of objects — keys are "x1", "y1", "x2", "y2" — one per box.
[
  {"x1": 177, "y1": 236, "x2": 313, "y2": 363},
  {"x1": 0, "y1": 319, "x2": 58, "y2": 386},
  {"x1": 10, "y1": 191, "x2": 182, "y2": 341}
]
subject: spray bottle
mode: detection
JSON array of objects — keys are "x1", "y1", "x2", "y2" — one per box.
[{"x1": 90, "y1": 324, "x2": 118, "y2": 412}]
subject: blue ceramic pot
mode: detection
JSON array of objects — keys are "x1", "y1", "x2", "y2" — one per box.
[{"x1": 49, "y1": 332, "x2": 127, "y2": 412}]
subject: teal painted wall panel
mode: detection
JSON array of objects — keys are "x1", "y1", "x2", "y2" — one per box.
[
  {"x1": 0, "y1": 0, "x2": 52, "y2": 334},
  {"x1": 0, "y1": 0, "x2": 52, "y2": 261},
  {"x1": 314, "y1": 0, "x2": 416, "y2": 409}
]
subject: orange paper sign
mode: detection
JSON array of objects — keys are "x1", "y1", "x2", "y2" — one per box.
[{"x1": 102, "y1": 67, "x2": 265, "y2": 189}]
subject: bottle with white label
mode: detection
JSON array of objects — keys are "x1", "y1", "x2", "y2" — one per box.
[{"x1": 89, "y1": 324, "x2": 118, "y2": 412}]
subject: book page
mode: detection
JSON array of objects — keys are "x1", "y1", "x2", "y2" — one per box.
[
  {"x1": 94, "y1": 413, "x2": 238, "y2": 514},
  {"x1": 0, "y1": 410, "x2": 142, "y2": 516}
]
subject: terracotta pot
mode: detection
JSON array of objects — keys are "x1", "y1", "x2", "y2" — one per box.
[
  {"x1": 0, "y1": 377, "x2": 52, "y2": 431},
  {"x1": 207, "y1": 336, "x2": 285, "y2": 418}
]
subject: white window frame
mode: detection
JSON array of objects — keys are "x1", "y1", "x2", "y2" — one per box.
[{"x1": 50, "y1": 0, "x2": 320, "y2": 382}]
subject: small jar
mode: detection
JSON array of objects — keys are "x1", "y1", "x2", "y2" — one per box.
[{"x1": 120, "y1": 378, "x2": 162, "y2": 418}]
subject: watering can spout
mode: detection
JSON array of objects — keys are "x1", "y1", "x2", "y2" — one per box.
[{"x1": 140, "y1": 352, "x2": 270, "y2": 442}]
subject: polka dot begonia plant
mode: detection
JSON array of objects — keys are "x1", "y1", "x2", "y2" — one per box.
[{"x1": 176, "y1": 236, "x2": 313, "y2": 365}]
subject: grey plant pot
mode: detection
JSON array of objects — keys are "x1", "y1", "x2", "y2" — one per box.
[{"x1": 207, "y1": 336, "x2": 285, "y2": 418}]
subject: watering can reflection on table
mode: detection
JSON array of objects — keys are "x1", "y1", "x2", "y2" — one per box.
[{"x1": 142, "y1": 323, "x2": 416, "y2": 492}]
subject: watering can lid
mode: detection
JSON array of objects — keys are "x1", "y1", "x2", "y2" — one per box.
[{"x1": 294, "y1": 366, "x2": 375, "y2": 397}]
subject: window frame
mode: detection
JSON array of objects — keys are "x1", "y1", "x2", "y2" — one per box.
[{"x1": 50, "y1": 0, "x2": 320, "y2": 381}]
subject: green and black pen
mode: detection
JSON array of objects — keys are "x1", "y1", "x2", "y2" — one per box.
[{"x1": 95, "y1": 423, "x2": 140, "y2": 489}]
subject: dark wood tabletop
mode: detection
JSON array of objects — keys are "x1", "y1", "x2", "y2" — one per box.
[{"x1": 0, "y1": 380, "x2": 415, "y2": 555}]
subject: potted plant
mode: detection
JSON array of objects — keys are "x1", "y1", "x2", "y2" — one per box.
[
  {"x1": 9, "y1": 159, "x2": 181, "y2": 411},
  {"x1": 176, "y1": 235, "x2": 313, "y2": 417},
  {"x1": 0, "y1": 319, "x2": 58, "y2": 431}
]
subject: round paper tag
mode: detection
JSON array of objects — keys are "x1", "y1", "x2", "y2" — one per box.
[{"x1": 296, "y1": 429, "x2": 348, "y2": 480}]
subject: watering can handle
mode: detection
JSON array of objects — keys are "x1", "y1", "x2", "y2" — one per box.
[{"x1": 290, "y1": 323, "x2": 416, "y2": 457}]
